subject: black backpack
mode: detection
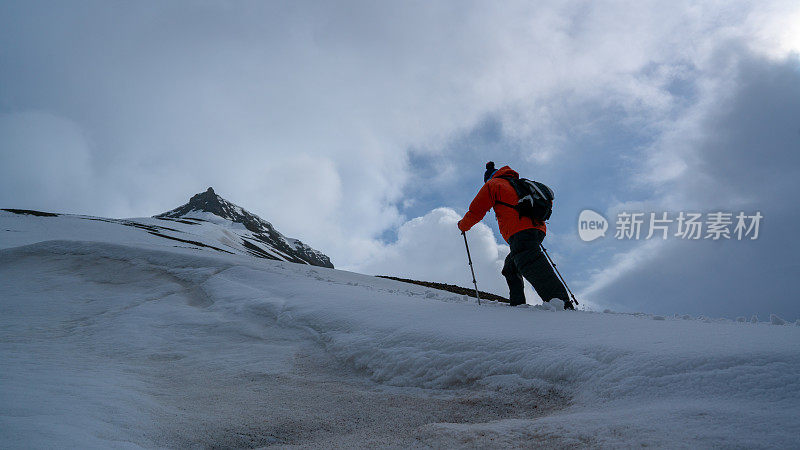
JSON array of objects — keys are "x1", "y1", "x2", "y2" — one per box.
[{"x1": 495, "y1": 176, "x2": 554, "y2": 222}]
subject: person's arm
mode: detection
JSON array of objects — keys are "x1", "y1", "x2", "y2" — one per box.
[{"x1": 458, "y1": 182, "x2": 495, "y2": 231}]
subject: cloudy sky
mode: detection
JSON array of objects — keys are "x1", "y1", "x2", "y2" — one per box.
[{"x1": 2, "y1": 0, "x2": 799, "y2": 320}]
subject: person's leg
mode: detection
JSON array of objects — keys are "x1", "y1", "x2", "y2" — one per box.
[
  {"x1": 502, "y1": 251, "x2": 526, "y2": 306},
  {"x1": 511, "y1": 229, "x2": 569, "y2": 303}
]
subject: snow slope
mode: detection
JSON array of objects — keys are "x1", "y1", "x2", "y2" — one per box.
[
  {"x1": 1, "y1": 202, "x2": 331, "y2": 269},
  {"x1": 1, "y1": 215, "x2": 799, "y2": 447}
]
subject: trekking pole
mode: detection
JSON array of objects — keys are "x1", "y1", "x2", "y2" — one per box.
[
  {"x1": 540, "y1": 244, "x2": 579, "y2": 306},
  {"x1": 461, "y1": 231, "x2": 481, "y2": 305}
]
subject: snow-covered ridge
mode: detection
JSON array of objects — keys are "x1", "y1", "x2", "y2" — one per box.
[
  {"x1": 156, "y1": 187, "x2": 333, "y2": 267},
  {"x1": 1, "y1": 238, "x2": 798, "y2": 447},
  {"x1": 0, "y1": 187, "x2": 333, "y2": 268}
]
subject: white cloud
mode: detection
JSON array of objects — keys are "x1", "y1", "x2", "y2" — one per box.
[
  {"x1": 579, "y1": 239, "x2": 666, "y2": 309},
  {"x1": 0, "y1": 112, "x2": 102, "y2": 214},
  {"x1": 583, "y1": 50, "x2": 800, "y2": 319},
  {"x1": 353, "y1": 208, "x2": 513, "y2": 298}
]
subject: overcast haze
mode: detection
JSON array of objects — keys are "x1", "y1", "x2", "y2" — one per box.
[{"x1": 2, "y1": 0, "x2": 799, "y2": 320}]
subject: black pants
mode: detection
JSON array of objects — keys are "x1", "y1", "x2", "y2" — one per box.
[{"x1": 502, "y1": 229, "x2": 568, "y2": 306}]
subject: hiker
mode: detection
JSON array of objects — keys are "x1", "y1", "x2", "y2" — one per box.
[{"x1": 457, "y1": 161, "x2": 575, "y2": 309}]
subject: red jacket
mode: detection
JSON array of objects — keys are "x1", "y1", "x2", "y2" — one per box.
[{"x1": 457, "y1": 166, "x2": 546, "y2": 242}]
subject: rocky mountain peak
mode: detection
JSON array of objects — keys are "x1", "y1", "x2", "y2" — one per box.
[
  {"x1": 156, "y1": 188, "x2": 333, "y2": 268},
  {"x1": 177, "y1": 187, "x2": 231, "y2": 218}
]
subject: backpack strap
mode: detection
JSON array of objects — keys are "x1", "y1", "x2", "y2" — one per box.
[
  {"x1": 495, "y1": 199, "x2": 517, "y2": 209},
  {"x1": 493, "y1": 176, "x2": 520, "y2": 210}
]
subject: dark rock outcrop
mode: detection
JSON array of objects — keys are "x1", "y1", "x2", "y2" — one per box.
[{"x1": 376, "y1": 276, "x2": 508, "y2": 302}]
